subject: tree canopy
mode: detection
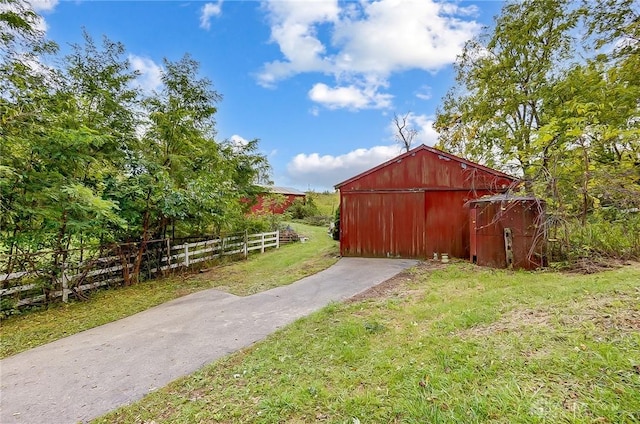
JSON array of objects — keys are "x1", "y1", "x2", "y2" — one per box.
[
  {"x1": 0, "y1": 2, "x2": 270, "y2": 267},
  {"x1": 435, "y1": 0, "x2": 639, "y2": 258}
]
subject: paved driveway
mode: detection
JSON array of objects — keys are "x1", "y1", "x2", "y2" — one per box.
[{"x1": 0, "y1": 257, "x2": 417, "y2": 424}]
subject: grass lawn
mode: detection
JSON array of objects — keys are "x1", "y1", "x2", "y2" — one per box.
[
  {"x1": 95, "y1": 261, "x2": 640, "y2": 423},
  {"x1": 308, "y1": 191, "x2": 340, "y2": 216},
  {"x1": 0, "y1": 223, "x2": 338, "y2": 359}
]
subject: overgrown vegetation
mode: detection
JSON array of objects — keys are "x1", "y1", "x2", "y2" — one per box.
[
  {"x1": 94, "y1": 261, "x2": 640, "y2": 423},
  {"x1": 435, "y1": 0, "x2": 640, "y2": 260},
  {"x1": 0, "y1": 223, "x2": 338, "y2": 359},
  {"x1": 285, "y1": 192, "x2": 338, "y2": 227},
  {"x1": 1, "y1": 1, "x2": 270, "y2": 277}
]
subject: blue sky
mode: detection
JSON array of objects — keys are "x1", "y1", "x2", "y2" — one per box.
[{"x1": 31, "y1": 0, "x2": 504, "y2": 191}]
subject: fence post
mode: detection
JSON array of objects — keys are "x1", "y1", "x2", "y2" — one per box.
[
  {"x1": 61, "y1": 262, "x2": 69, "y2": 303},
  {"x1": 260, "y1": 232, "x2": 265, "y2": 253},
  {"x1": 244, "y1": 230, "x2": 249, "y2": 258},
  {"x1": 165, "y1": 238, "x2": 171, "y2": 272},
  {"x1": 184, "y1": 243, "x2": 190, "y2": 268},
  {"x1": 276, "y1": 230, "x2": 280, "y2": 249}
]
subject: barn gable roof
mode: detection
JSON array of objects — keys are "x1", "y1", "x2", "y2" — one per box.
[
  {"x1": 334, "y1": 144, "x2": 518, "y2": 189},
  {"x1": 256, "y1": 184, "x2": 306, "y2": 196}
]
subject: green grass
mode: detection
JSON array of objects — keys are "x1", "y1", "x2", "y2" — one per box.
[
  {"x1": 95, "y1": 261, "x2": 640, "y2": 423},
  {"x1": 0, "y1": 223, "x2": 338, "y2": 359},
  {"x1": 307, "y1": 191, "x2": 339, "y2": 216}
]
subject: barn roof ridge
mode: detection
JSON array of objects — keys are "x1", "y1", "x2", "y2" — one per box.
[
  {"x1": 256, "y1": 184, "x2": 306, "y2": 196},
  {"x1": 334, "y1": 144, "x2": 518, "y2": 189}
]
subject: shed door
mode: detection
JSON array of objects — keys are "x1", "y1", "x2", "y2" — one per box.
[{"x1": 469, "y1": 208, "x2": 477, "y2": 262}]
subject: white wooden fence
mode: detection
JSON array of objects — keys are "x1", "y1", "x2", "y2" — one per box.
[{"x1": 0, "y1": 231, "x2": 279, "y2": 309}]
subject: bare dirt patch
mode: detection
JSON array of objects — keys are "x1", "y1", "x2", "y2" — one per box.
[
  {"x1": 347, "y1": 260, "x2": 445, "y2": 303},
  {"x1": 460, "y1": 289, "x2": 640, "y2": 337},
  {"x1": 562, "y1": 258, "x2": 639, "y2": 274}
]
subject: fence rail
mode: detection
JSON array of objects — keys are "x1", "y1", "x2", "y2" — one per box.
[{"x1": 1, "y1": 231, "x2": 279, "y2": 311}]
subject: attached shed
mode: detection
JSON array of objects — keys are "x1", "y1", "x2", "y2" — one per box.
[
  {"x1": 250, "y1": 185, "x2": 306, "y2": 214},
  {"x1": 335, "y1": 144, "x2": 518, "y2": 259},
  {"x1": 469, "y1": 194, "x2": 546, "y2": 270}
]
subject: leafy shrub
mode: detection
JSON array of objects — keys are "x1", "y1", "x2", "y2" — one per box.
[
  {"x1": 286, "y1": 197, "x2": 319, "y2": 219},
  {"x1": 568, "y1": 214, "x2": 640, "y2": 260},
  {"x1": 234, "y1": 212, "x2": 282, "y2": 234},
  {"x1": 332, "y1": 207, "x2": 340, "y2": 240}
]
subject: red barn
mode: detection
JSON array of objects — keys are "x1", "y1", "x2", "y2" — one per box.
[
  {"x1": 250, "y1": 185, "x2": 306, "y2": 214},
  {"x1": 335, "y1": 144, "x2": 518, "y2": 259}
]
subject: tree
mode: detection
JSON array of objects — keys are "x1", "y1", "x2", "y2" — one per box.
[
  {"x1": 435, "y1": 0, "x2": 579, "y2": 184},
  {"x1": 434, "y1": 0, "x2": 640, "y2": 259},
  {"x1": 393, "y1": 112, "x2": 418, "y2": 152},
  {"x1": 1, "y1": 4, "x2": 276, "y2": 282}
]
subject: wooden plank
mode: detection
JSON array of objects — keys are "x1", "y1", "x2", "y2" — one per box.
[
  {"x1": 4, "y1": 231, "x2": 278, "y2": 308},
  {"x1": 0, "y1": 283, "x2": 39, "y2": 296},
  {"x1": 0, "y1": 271, "x2": 29, "y2": 281}
]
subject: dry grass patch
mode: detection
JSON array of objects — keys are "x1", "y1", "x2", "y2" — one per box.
[{"x1": 460, "y1": 288, "x2": 640, "y2": 338}]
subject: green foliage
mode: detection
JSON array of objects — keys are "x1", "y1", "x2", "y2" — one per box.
[
  {"x1": 300, "y1": 215, "x2": 332, "y2": 227},
  {"x1": 236, "y1": 212, "x2": 282, "y2": 234},
  {"x1": 286, "y1": 197, "x2": 319, "y2": 220},
  {"x1": 435, "y1": 0, "x2": 640, "y2": 260},
  {"x1": 306, "y1": 191, "x2": 339, "y2": 216},
  {"x1": 0, "y1": 5, "x2": 271, "y2": 278},
  {"x1": 568, "y1": 214, "x2": 640, "y2": 260},
  {"x1": 332, "y1": 206, "x2": 340, "y2": 240}
]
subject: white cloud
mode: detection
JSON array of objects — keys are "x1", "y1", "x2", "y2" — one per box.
[
  {"x1": 286, "y1": 144, "x2": 402, "y2": 189},
  {"x1": 128, "y1": 54, "x2": 163, "y2": 94},
  {"x1": 200, "y1": 1, "x2": 223, "y2": 30},
  {"x1": 331, "y1": 0, "x2": 478, "y2": 75},
  {"x1": 309, "y1": 82, "x2": 392, "y2": 110},
  {"x1": 258, "y1": 0, "x2": 481, "y2": 110},
  {"x1": 228, "y1": 134, "x2": 248, "y2": 149},
  {"x1": 257, "y1": 1, "x2": 339, "y2": 88},
  {"x1": 30, "y1": 0, "x2": 58, "y2": 12},
  {"x1": 415, "y1": 85, "x2": 432, "y2": 100}
]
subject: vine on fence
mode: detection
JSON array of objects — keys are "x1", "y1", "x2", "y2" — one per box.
[{"x1": 1, "y1": 231, "x2": 279, "y2": 316}]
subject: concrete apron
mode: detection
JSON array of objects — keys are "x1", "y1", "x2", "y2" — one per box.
[{"x1": 0, "y1": 257, "x2": 417, "y2": 424}]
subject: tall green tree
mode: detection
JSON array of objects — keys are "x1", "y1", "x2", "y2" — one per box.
[
  {"x1": 1, "y1": 0, "x2": 61, "y2": 263},
  {"x1": 434, "y1": 0, "x2": 640, "y2": 258},
  {"x1": 435, "y1": 0, "x2": 579, "y2": 184}
]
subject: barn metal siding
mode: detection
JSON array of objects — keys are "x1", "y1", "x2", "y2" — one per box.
[
  {"x1": 339, "y1": 147, "x2": 514, "y2": 192},
  {"x1": 340, "y1": 192, "x2": 426, "y2": 258},
  {"x1": 470, "y1": 197, "x2": 546, "y2": 270},
  {"x1": 337, "y1": 145, "x2": 518, "y2": 259}
]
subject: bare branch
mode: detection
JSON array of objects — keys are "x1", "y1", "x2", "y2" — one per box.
[{"x1": 393, "y1": 112, "x2": 418, "y2": 152}]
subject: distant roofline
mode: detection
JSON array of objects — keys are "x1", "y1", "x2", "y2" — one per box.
[
  {"x1": 256, "y1": 184, "x2": 306, "y2": 196},
  {"x1": 334, "y1": 144, "x2": 519, "y2": 189}
]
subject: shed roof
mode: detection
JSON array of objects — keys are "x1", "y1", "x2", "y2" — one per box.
[
  {"x1": 257, "y1": 185, "x2": 306, "y2": 196},
  {"x1": 334, "y1": 144, "x2": 518, "y2": 189},
  {"x1": 470, "y1": 193, "x2": 541, "y2": 204}
]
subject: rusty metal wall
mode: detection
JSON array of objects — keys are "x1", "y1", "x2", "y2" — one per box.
[
  {"x1": 338, "y1": 147, "x2": 515, "y2": 259},
  {"x1": 340, "y1": 191, "x2": 426, "y2": 258},
  {"x1": 470, "y1": 199, "x2": 546, "y2": 270},
  {"x1": 338, "y1": 147, "x2": 514, "y2": 192},
  {"x1": 424, "y1": 191, "x2": 473, "y2": 258}
]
